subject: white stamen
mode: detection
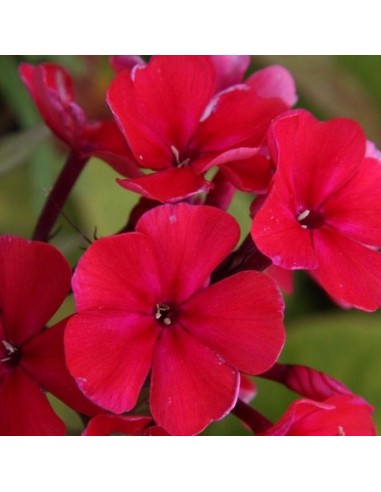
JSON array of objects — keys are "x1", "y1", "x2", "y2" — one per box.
[
  {"x1": 2, "y1": 340, "x2": 16, "y2": 354},
  {"x1": 297, "y1": 209, "x2": 310, "y2": 221},
  {"x1": 177, "y1": 158, "x2": 191, "y2": 168},
  {"x1": 170, "y1": 145, "x2": 180, "y2": 165},
  {"x1": 163, "y1": 318, "x2": 171, "y2": 326}
]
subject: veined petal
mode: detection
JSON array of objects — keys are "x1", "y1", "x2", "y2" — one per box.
[
  {"x1": 110, "y1": 56, "x2": 145, "y2": 73},
  {"x1": 117, "y1": 166, "x2": 212, "y2": 203},
  {"x1": 181, "y1": 271, "x2": 285, "y2": 375},
  {"x1": 136, "y1": 203, "x2": 240, "y2": 303},
  {"x1": 267, "y1": 110, "x2": 366, "y2": 209},
  {"x1": 65, "y1": 311, "x2": 160, "y2": 413},
  {"x1": 209, "y1": 55, "x2": 250, "y2": 91},
  {"x1": 261, "y1": 395, "x2": 376, "y2": 436},
  {"x1": 72, "y1": 232, "x2": 162, "y2": 313},
  {"x1": 0, "y1": 236, "x2": 71, "y2": 346},
  {"x1": 19, "y1": 63, "x2": 85, "y2": 148},
  {"x1": 323, "y1": 157, "x2": 381, "y2": 246},
  {"x1": 82, "y1": 120, "x2": 142, "y2": 177},
  {"x1": 150, "y1": 326, "x2": 239, "y2": 436},
  {"x1": 251, "y1": 184, "x2": 318, "y2": 269},
  {"x1": 193, "y1": 86, "x2": 287, "y2": 152},
  {"x1": 82, "y1": 414, "x2": 151, "y2": 436},
  {"x1": 246, "y1": 65, "x2": 297, "y2": 106},
  {"x1": 312, "y1": 228, "x2": 381, "y2": 311},
  {"x1": 107, "y1": 56, "x2": 215, "y2": 168},
  {"x1": 219, "y1": 153, "x2": 274, "y2": 192},
  {"x1": 0, "y1": 368, "x2": 65, "y2": 436},
  {"x1": 22, "y1": 319, "x2": 101, "y2": 417}
]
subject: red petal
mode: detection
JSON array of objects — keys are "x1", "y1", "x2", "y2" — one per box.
[
  {"x1": 82, "y1": 120, "x2": 142, "y2": 177},
  {"x1": 150, "y1": 326, "x2": 239, "y2": 435},
  {"x1": 65, "y1": 311, "x2": 160, "y2": 413},
  {"x1": 110, "y1": 55, "x2": 145, "y2": 73},
  {"x1": 251, "y1": 183, "x2": 318, "y2": 269},
  {"x1": 219, "y1": 152, "x2": 274, "y2": 192},
  {"x1": 136, "y1": 203, "x2": 240, "y2": 303},
  {"x1": 323, "y1": 157, "x2": 381, "y2": 246},
  {"x1": 0, "y1": 368, "x2": 65, "y2": 435},
  {"x1": 312, "y1": 228, "x2": 381, "y2": 311},
  {"x1": 267, "y1": 110, "x2": 366, "y2": 209},
  {"x1": 181, "y1": 271, "x2": 285, "y2": 375},
  {"x1": 193, "y1": 86, "x2": 287, "y2": 152},
  {"x1": 117, "y1": 166, "x2": 212, "y2": 203},
  {"x1": 265, "y1": 265, "x2": 294, "y2": 294},
  {"x1": 262, "y1": 395, "x2": 376, "y2": 436},
  {"x1": 82, "y1": 414, "x2": 151, "y2": 436},
  {"x1": 19, "y1": 63, "x2": 85, "y2": 149},
  {"x1": 142, "y1": 425, "x2": 170, "y2": 436},
  {"x1": 107, "y1": 56, "x2": 215, "y2": 168},
  {"x1": 209, "y1": 55, "x2": 250, "y2": 91},
  {"x1": 22, "y1": 319, "x2": 101, "y2": 416},
  {"x1": 72, "y1": 232, "x2": 162, "y2": 313},
  {"x1": 0, "y1": 236, "x2": 71, "y2": 345},
  {"x1": 246, "y1": 65, "x2": 297, "y2": 106}
]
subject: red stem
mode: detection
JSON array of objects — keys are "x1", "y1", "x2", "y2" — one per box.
[
  {"x1": 232, "y1": 399, "x2": 273, "y2": 434},
  {"x1": 32, "y1": 152, "x2": 89, "y2": 242}
]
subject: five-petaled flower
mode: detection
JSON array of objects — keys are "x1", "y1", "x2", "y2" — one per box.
[
  {"x1": 251, "y1": 109, "x2": 381, "y2": 311},
  {"x1": 107, "y1": 55, "x2": 292, "y2": 202},
  {"x1": 65, "y1": 203, "x2": 285, "y2": 435},
  {"x1": 0, "y1": 236, "x2": 99, "y2": 435}
]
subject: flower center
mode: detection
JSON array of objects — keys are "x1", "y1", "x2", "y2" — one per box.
[
  {"x1": 170, "y1": 145, "x2": 191, "y2": 168},
  {"x1": 154, "y1": 303, "x2": 177, "y2": 326},
  {"x1": 297, "y1": 209, "x2": 324, "y2": 230},
  {"x1": 1, "y1": 340, "x2": 21, "y2": 367}
]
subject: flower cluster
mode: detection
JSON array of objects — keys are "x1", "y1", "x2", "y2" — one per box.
[{"x1": 0, "y1": 55, "x2": 379, "y2": 435}]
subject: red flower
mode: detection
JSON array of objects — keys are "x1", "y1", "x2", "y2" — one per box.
[
  {"x1": 107, "y1": 55, "x2": 289, "y2": 202},
  {"x1": 65, "y1": 203, "x2": 285, "y2": 435},
  {"x1": 0, "y1": 236, "x2": 99, "y2": 435},
  {"x1": 258, "y1": 364, "x2": 376, "y2": 435},
  {"x1": 19, "y1": 62, "x2": 140, "y2": 177},
  {"x1": 251, "y1": 110, "x2": 381, "y2": 311},
  {"x1": 260, "y1": 395, "x2": 376, "y2": 436}
]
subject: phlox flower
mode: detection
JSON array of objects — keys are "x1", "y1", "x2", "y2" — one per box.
[
  {"x1": 65, "y1": 203, "x2": 285, "y2": 435},
  {"x1": 0, "y1": 236, "x2": 99, "y2": 435},
  {"x1": 251, "y1": 109, "x2": 381, "y2": 311},
  {"x1": 107, "y1": 55, "x2": 291, "y2": 202}
]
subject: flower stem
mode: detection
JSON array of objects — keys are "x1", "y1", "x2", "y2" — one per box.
[
  {"x1": 32, "y1": 152, "x2": 89, "y2": 242},
  {"x1": 232, "y1": 399, "x2": 273, "y2": 434}
]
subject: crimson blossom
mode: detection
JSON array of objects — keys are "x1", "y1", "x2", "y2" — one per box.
[
  {"x1": 107, "y1": 55, "x2": 292, "y2": 203},
  {"x1": 260, "y1": 394, "x2": 376, "y2": 436},
  {"x1": 65, "y1": 203, "x2": 285, "y2": 436},
  {"x1": 0, "y1": 236, "x2": 99, "y2": 435},
  {"x1": 251, "y1": 109, "x2": 381, "y2": 311},
  {"x1": 19, "y1": 62, "x2": 140, "y2": 177}
]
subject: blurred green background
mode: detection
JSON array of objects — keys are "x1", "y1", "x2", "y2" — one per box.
[{"x1": 1, "y1": 55, "x2": 381, "y2": 435}]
